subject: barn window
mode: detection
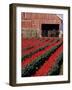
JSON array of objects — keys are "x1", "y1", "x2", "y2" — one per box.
[{"x1": 41, "y1": 24, "x2": 59, "y2": 37}]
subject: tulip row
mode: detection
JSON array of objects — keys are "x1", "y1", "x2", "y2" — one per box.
[
  {"x1": 22, "y1": 38, "x2": 60, "y2": 61},
  {"x1": 33, "y1": 45, "x2": 63, "y2": 76},
  {"x1": 47, "y1": 52, "x2": 63, "y2": 75},
  {"x1": 22, "y1": 39, "x2": 62, "y2": 67},
  {"x1": 22, "y1": 40, "x2": 63, "y2": 77},
  {"x1": 22, "y1": 38, "x2": 52, "y2": 53},
  {"x1": 22, "y1": 37, "x2": 50, "y2": 49}
]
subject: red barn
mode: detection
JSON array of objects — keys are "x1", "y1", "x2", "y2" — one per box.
[{"x1": 21, "y1": 13, "x2": 63, "y2": 38}]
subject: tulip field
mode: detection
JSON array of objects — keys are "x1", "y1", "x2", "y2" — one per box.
[{"x1": 21, "y1": 37, "x2": 63, "y2": 77}]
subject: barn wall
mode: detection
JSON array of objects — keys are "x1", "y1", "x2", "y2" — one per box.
[{"x1": 21, "y1": 13, "x2": 62, "y2": 38}]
